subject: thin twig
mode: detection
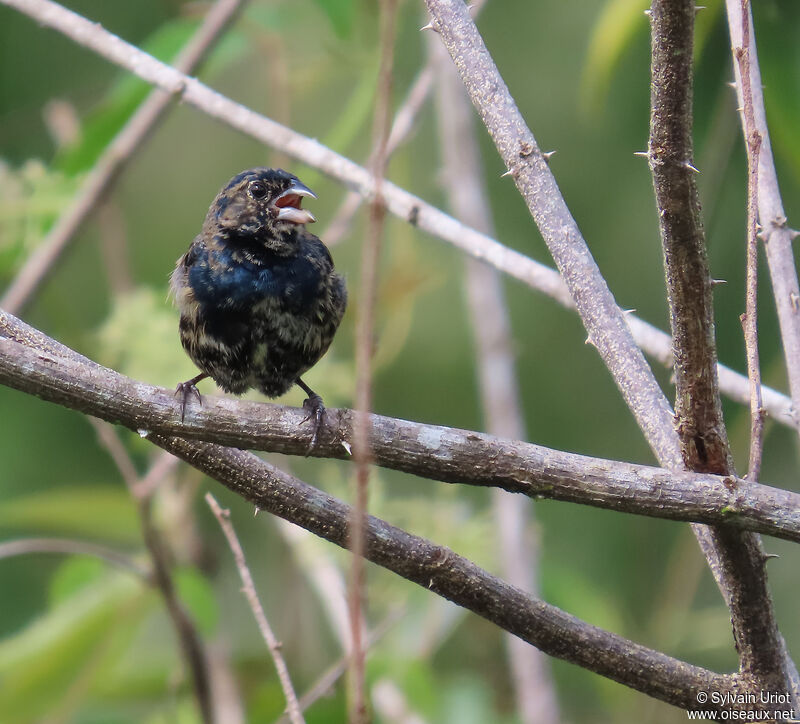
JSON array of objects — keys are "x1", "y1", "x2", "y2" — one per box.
[
  {"x1": 0, "y1": 0, "x2": 788, "y2": 435},
  {"x1": 1, "y1": 0, "x2": 249, "y2": 314},
  {"x1": 733, "y1": 4, "x2": 764, "y2": 481},
  {"x1": 139, "y1": 493, "x2": 214, "y2": 724},
  {"x1": 431, "y1": 33, "x2": 558, "y2": 724},
  {"x1": 0, "y1": 537, "x2": 148, "y2": 578},
  {"x1": 350, "y1": 4, "x2": 398, "y2": 720},
  {"x1": 647, "y1": 0, "x2": 787, "y2": 694},
  {"x1": 324, "y1": 65, "x2": 434, "y2": 247},
  {"x1": 725, "y1": 0, "x2": 800, "y2": 434},
  {"x1": 90, "y1": 418, "x2": 213, "y2": 724},
  {"x1": 277, "y1": 520, "x2": 355, "y2": 654},
  {"x1": 5, "y1": 326, "x2": 800, "y2": 545},
  {"x1": 275, "y1": 608, "x2": 404, "y2": 724},
  {"x1": 205, "y1": 493, "x2": 305, "y2": 724}
]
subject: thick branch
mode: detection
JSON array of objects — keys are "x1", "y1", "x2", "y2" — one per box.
[
  {"x1": 149, "y1": 433, "x2": 730, "y2": 711},
  {"x1": 0, "y1": 0, "x2": 793, "y2": 433},
  {"x1": 648, "y1": 0, "x2": 786, "y2": 689},
  {"x1": 649, "y1": 0, "x2": 730, "y2": 474},
  {"x1": 3, "y1": 318, "x2": 800, "y2": 546}
]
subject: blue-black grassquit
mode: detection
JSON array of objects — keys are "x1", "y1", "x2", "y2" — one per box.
[{"x1": 171, "y1": 168, "x2": 347, "y2": 446}]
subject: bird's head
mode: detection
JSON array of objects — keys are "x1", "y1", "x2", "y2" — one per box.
[{"x1": 206, "y1": 168, "x2": 317, "y2": 250}]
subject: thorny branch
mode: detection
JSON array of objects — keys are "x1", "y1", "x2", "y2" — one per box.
[
  {"x1": 428, "y1": 0, "x2": 792, "y2": 704},
  {"x1": 0, "y1": 0, "x2": 793, "y2": 433},
  {"x1": 647, "y1": 0, "x2": 787, "y2": 697},
  {"x1": 151, "y1": 433, "x2": 734, "y2": 712}
]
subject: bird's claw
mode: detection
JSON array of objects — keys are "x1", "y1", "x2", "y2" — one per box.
[
  {"x1": 175, "y1": 380, "x2": 203, "y2": 422},
  {"x1": 301, "y1": 393, "x2": 326, "y2": 454}
]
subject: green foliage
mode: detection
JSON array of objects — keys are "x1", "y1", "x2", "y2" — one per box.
[
  {"x1": 55, "y1": 20, "x2": 198, "y2": 176},
  {"x1": 0, "y1": 161, "x2": 81, "y2": 277},
  {"x1": 310, "y1": 0, "x2": 356, "y2": 38},
  {"x1": 49, "y1": 556, "x2": 110, "y2": 605},
  {"x1": 0, "y1": 486, "x2": 140, "y2": 543},
  {"x1": 174, "y1": 567, "x2": 219, "y2": 636},
  {"x1": 0, "y1": 573, "x2": 151, "y2": 723},
  {"x1": 580, "y1": 0, "x2": 650, "y2": 112},
  {"x1": 95, "y1": 287, "x2": 196, "y2": 387}
]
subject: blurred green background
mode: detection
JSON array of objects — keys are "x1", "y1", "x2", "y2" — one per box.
[{"x1": 1, "y1": 0, "x2": 800, "y2": 722}]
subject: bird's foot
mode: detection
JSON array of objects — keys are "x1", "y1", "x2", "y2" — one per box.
[
  {"x1": 301, "y1": 393, "x2": 326, "y2": 454},
  {"x1": 175, "y1": 374, "x2": 206, "y2": 422}
]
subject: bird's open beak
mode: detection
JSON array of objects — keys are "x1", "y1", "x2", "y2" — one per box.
[{"x1": 274, "y1": 181, "x2": 317, "y2": 224}]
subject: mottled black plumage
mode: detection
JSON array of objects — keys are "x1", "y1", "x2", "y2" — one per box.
[{"x1": 171, "y1": 168, "x2": 347, "y2": 447}]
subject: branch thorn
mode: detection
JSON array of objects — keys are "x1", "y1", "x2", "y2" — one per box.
[
  {"x1": 683, "y1": 161, "x2": 700, "y2": 174},
  {"x1": 420, "y1": 21, "x2": 437, "y2": 32},
  {"x1": 633, "y1": 151, "x2": 650, "y2": 159},
  {"x1": 542, "y1": 150, "x2": 557, "y2": 161}
]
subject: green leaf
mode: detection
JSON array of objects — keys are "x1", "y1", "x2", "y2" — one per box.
[
  {"x1": 580, "y1": 0, "x2": 650, "y2": 112},
  {"x1": 310, "y1": 0, "x2": 355, "y2": 38},
  {"x1": 142, "y1": 698, "x2": 203, "y2": 724},
  {"x1": 55, "y1": 20, "x2": 198, "y2": 176},
  {"x1": 0, "y1": 573, "x2": 149, "y2": 723},
  {"x1": 296, "y1": 54, "x2": 379, "y2": 189},
  {"x1": 174, "y1": 567, "x2": 218, "y2": 636},
  {"x1": 0, "y1": 486, "x2": 139, "y2": 544},
  {"x1": 49, "y1": 556, "x2": 108, "y2": 605}
]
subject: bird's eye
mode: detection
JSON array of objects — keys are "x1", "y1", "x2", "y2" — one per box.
[{"x1": 249, "y1": 181, "x2": 267, "y2": 199}]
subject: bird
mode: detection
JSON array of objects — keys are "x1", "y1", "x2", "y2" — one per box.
[{"x1": 170, "y1": 167, "x2": 347, "y2": 449}]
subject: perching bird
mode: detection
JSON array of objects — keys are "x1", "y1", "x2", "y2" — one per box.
[{"x1": 170, "y1": 168, "x2": 347, "y2": 448}]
